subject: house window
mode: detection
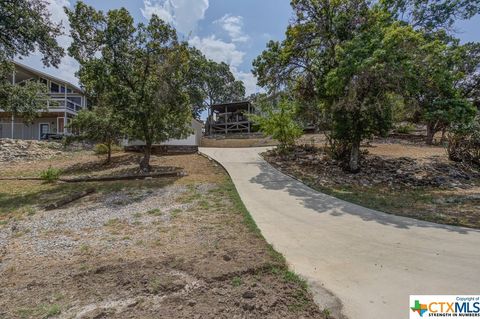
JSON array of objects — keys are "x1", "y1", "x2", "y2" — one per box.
[
  {"x1": 60, "y1": 85, "x2": 73, "y2": 93},
  {"x1": 67, "y1": 97, "x2": 81, "y2": 105},
  {"x1": 70, "y1": 97, "x2": 82, "y2": 111},
  {"x1": 51, "y1": 82, "x2": 59, "y2": 93}
]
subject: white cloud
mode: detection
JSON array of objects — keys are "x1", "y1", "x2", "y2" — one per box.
[
  {"x1": 45, "y1": 0, "x2": 71, "y2": 48},
  {"x1": 214, "y1": 14, "x2": 249, "y2": 43},
  {"x1": 189, "y1": 12, "x2": 258, "y2": 95},
  {"x1": 188, "y1": 35, "x2": 259, "y2": 95},
  {"x1": 189, "y1": 35, "x2": 245, "y2": 68},
  {"x1": 141, "y1": 0, "x2": 209, "y2": 35},
  {"x1": 141, "y1": 0, "x2": 174, "y2": 24},
  {"x1": 232, "y1": 68, "x2": 259, "y2": 96}
]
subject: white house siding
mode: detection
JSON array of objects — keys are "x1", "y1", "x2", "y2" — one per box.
[
  {"x1": 124, "y1": 119, "x2": 203, "y2": 147},
  {"x1": 0, "y1": 117, "x2": 58, "y2": 140},
  {"x1": 161, "y1": 119, "x2": 203, "y2": 146}
]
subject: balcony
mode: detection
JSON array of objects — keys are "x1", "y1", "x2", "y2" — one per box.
[{"x1": 47, "y1": 96, "x2": 84, "y2": 113}]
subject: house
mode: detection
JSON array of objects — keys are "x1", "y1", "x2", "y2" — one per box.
[
  {"x1": 1, "y1": 62, "x2": 203, "y2": 152},
  {"x1": 0, "y1": 61, "x2": 87, "y2": 140},
  {"x1": 206, "y1": 101, "x2": 254, "y2": 135}
]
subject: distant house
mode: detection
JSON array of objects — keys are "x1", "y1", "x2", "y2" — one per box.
[
  {"x1": 206, "y1": 101, "x2": 254, "y2": 135},
  {"x1": 123, "y1": 118, "x2": 204, "y2": 153},
  {"x1": 0, "y1": 61, "x2": 87, "y2": 140}
]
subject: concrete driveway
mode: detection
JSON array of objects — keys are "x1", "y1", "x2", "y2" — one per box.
[{"x1": 200, "y1": 147, "x2": 480, "y2": 319}]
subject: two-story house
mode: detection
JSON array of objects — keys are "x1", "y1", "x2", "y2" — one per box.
[{"x1": 0, "y1": 62, "x2": 87, "y2": 140}]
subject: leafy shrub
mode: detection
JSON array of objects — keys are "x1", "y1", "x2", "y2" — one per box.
[
  {"x1": 251, "y1": 100, "x2": 303, "y2": 153},
  {"x1": 39, "y1": 166, "x2": 62, "y2": 183},
  {"x1": 111, "y1": 144, "x2": 123, "y2": 152},
  {"x1": 447, "y1": 115, "x2": 480, "y2": 167},
  {"x1": 94, "y1": 143, "x2": 109, "y2": 155},
  {"x1": 395, "y1": 123, "x2": 415, "y2": 134}
]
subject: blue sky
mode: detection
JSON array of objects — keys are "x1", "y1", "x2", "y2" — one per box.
[{"x1": 19, "y1": 0, "x2": 480, "y2": 96}]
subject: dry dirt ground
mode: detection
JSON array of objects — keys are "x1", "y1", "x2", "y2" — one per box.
[
  {"x1": 0, "y1": 151, "x2": 327, "y2": 319},
  {"x1": 264, "y1": 136, "x2": 480, "y2": 229}
]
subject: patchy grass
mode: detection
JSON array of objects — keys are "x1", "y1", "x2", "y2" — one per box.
[
  {"x1": 265, "y1": 144, "x2": 480, "y2": 229},
  {"x1": 222, "y1": 179, "x2": 262, "y2": 235},
  {"x1": 146, "y1": 209, "x2": 162, "y2": 216},
  {"x1": 0, "y1": 179, "x2": 174, "y2": 223},
  {"x1": 231, "y1": 276, "x2": 243, "y2": 287},
  {"x1": 79, "y1": 244, "x2": 91, "y2": 254},
  {"x1": 310, "y1": 181, "x2": 480, "y2": 228},
  {"x1": 1, "y1": 151, "x2": 326, "y2": 319},
  {"x1": 39, "y1": 167, "x2": 62, "y2": 183},
  {"x1": 16, "y1": 304, "x2": 61, "y2": 319},
  {"x1": 170, "y1": 209, "x2": 182, "y2": 218}
]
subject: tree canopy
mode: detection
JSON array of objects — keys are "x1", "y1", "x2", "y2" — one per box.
[
  {"x1": 69, "y1": 107, "x2": 124, "y2": 163},
  {"x1": 0, "y1": 0, "x2": 64, "y2": 67},
  {"x1": 66, "y1": 1, "x2": 193, "y2": 171},
  {"x1": 253, "y1": 0, "x2": 480, "y2": 171},
  {"x1": 381, "y1": 0, "x2": 480, "y2": 30},
  {"x1": 0, "y1": 0, "x2": 64, "y2": 122},
  {"x1": 188, "y1": 48, "x2": 245, "y2": 117}
]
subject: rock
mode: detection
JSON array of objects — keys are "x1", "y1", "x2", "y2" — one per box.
[
  {"x1": 466, "y1": 194, "x2": 480, "y2": 201},
  {"x1": 242, "y1": 303, "x2": 255, "y2": 311},
  {"x1": 433, "y1": 176, "x2": 447, "y2": 185},
  {"x1": 267, "y1": 145, "x2": 479, "y2": 191},
  {"x1": 242, "y1": 291, "x2": 256, "y2": 299},
  {"x1": 0, "y1": 138, "x2": 64, "y2": 162}
]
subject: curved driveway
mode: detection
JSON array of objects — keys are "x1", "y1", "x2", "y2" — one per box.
[{"x1": 200, "y1": 147, "x2": 480, "y2": 319}]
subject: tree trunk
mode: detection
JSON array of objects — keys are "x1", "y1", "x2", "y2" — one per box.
[
  {"x1": 426, "y1": 122, "x2": 437, "y2": 145},
  {"x1": 440, "y1": 127, "x2": 447, "y2": 144},
  {"x1": 348, "y1": 140, "x2": 361, "y2": 173},
  {"x1": 140, "y1": 141, "x2": 152, "y2": 173}
]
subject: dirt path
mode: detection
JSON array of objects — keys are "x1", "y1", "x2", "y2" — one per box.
[{"x1": 200, "y1": 147, "x2": 480, "y2": 319}]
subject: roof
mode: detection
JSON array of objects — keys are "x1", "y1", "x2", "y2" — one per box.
[
  {"x1": 13, "y1": 61, "x2": 84, "y2": 93},
  {"x1": 211, "y1": 101, "x2": 251, "y2": 113}
]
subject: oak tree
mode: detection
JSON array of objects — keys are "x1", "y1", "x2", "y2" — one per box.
[{"x1": 67, "y1": 2, "x2": 192, "y2": 172}]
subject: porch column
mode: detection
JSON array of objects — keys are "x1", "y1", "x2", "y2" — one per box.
[
  {"x1": 46, "y1": 79, "x2": 50, "y2": 110},
  {"x1": 11, "y1": 69, "x2": 15, "y2": 138},
  {"x1": 64, "y1": 83, "x2": 67, "y2": 134}
]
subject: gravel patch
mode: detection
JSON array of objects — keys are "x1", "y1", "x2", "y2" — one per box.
[{"x1": 0, "y1": 184, "x2": 194, "y2": 270}]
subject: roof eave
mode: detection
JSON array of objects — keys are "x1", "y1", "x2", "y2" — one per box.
[{"x1": 13, "y1": 61, "x2": 84, "y2": 94}]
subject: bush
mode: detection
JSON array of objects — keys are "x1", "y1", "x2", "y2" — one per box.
[
  {"x1": 251, "y1": 100, "x2": 303, "y2": 153},
  {"x1": 111, "y1": 144, "x2": 123, "y2": 153},
  {"x1": 395, "y1": 123, "x2": 415, "y2": 134},
  {"x1": 39, "y1": 166, "x2": 62, "y2": 183},
  {"x1": 94, "y1": 143, "x2": 109, "y2": 155},
  {"x1": 447, "y1": 115, "x2": 480, "y2": 167}
]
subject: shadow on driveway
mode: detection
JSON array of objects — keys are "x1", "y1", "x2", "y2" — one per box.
[{"x1": 250, "y1": 161, "x2": 477, "y2": 235}]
